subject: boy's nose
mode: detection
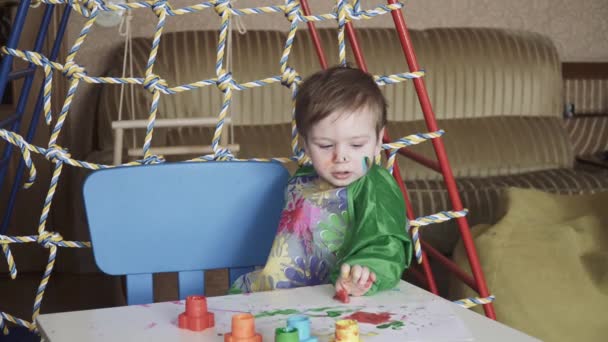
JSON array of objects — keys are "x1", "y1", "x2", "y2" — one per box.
[{"x1": 333, "y1": 149, "x2": 349, "y2": 163}]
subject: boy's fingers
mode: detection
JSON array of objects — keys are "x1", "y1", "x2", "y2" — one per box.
[
  {"x1": 335, "y1": 278, "x2": 345, "y2": 291},
  {"x1": 351, "y1": 265, "x2": 362, "y2": 284},
  {"x1": 363, "y1": 272, "x2": 376, "y2": 289},
  {"x1": 358, "y1": 267, "x2": 370, "y2": 286},
  {"x1": 340, "y1": 263, "x2": 351, "y2": 280},
  {"x1": 334, "y1": 280, "x2": 350, "y2": 303}
]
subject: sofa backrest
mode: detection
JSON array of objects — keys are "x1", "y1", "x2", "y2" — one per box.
[
  {"x1": 96, "y1": 27, "x2": 573, "y2": 179},
  {"x1": 99, "y1": 27, "x2": 562, "y2": 122}
]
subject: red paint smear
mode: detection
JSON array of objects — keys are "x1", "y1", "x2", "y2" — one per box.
[
  {"x1": 171, "y1": 301, "x2": 183, "y2": 305},
  {"x1": 345, "y1": 311, "x2": 392, "y2": 325},
  {"x1": 334, "y1": 289, "x2": 350, "y2": 303},
  {"x1": 145, "y1": 322, "x2": 157, "y2": 329},
  {"x1": 138, "y1": 304, "x2": 151, "y2": 308}
]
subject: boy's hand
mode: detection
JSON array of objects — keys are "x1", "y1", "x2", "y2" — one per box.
[{"x1": 335, "y1": 264, "x2": 376, "y2": 300}]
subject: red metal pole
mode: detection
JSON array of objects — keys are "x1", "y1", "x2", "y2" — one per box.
[
  {"x1": 406, "y1": 264, "x2": 428, "y2": 288},
  {"x1": 344, "y1": 21, "x2": 439, "y2": 295},
  {"x1": 421, "y1": 240, "x2": 478, "y2": 292},
  {"x1": 396, "y1": 148, "x2": 442, "y2": 173},
  {"x1": 386, "y1": 0, "x2": 496, "y2": 319},
  {"x1": 343, "y1": 23, "x2": 368, "y2": 71},
  {"x1": 300, "y1": 0, "x2": 328, "y2": 69}
]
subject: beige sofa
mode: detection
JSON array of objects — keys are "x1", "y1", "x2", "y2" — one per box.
[{"x1": 92, "y1": 27, "x2": 608, "y2": 255}]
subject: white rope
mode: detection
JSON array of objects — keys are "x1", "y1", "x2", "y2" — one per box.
[{"x1": 116, "y1": 3, "x2": 137, "y2": 150}]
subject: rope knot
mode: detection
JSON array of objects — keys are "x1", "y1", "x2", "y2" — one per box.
[
  {"x1": 336, "y1": 0, "x2": 351, "y2": 24},
  {"x1": 62, "y1": 61, "x2": 85, "y2": 79},
  {"x1": 143, "y1": 74, "x2": 169, "y2": 93},
  {"x1": 213, "y1": 0, "x2": 231, "y2": 16},
  {"x1": 216, "y1": 72, "x2": 234, "y2": 92},
  {"x1": 214, "y1": 148, "x2": 234, "y2": 161},
  {"x1": 37, "y1": 231, "x2": 63, "y2": 248},
  {"x1": 139, "y1": 154, "x2": 165, "y2": 165},
  {"x1": 284, "y1": 0, "x2": 302, "y2": 22},
  {"x1": 24, "y1": 50, "x2": 48, "y2": 67},
  {"x1": 345, "y1": 3, "x2": 359, "y2": 20},
  {"x1": 151, "y1": 0, "x2": 171, "y2": 16},
  {"x1": 45, "y1": 145, "x2": 71, "y2": 164},
  {"x1": 74, "y1": 0, "x2": 100, "y2": 18},
  {"x1": 281, "y1": 66, "x2": 300, "y2": 87}
]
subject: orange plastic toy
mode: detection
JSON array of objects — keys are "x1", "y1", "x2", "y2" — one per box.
[
  {"x1": 178, "y1": 295, "x2": 215, "y2": 331},
  {"x1": 224, "y1": 313, "x2": 263, "y2": 342}
]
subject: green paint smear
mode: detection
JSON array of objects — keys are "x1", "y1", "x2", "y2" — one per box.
[
  {"x1": 308, "y1": 307, "x2": 335, "y2": 312},
  {"x1": 325, "y1": 310, "x2": 343, "y2": 318},
  {"x1": 377, "y1": 321, "x2": 405, "y2": 330},
  {"x1": 255, "y1": 309, "x2": 300, "y2": 318},
  {"x1": 257, "y1": 306, "x2": 359, "y2": 319},
  {"x1": 307, "y1": 307, "x2": 358, "y2": 318}
]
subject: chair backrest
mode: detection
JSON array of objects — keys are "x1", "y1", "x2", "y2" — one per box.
[{"x1": 83, "y1": 161, "x2": 289, "y2": 305}]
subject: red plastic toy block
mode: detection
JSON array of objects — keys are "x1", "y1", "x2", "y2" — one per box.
[{"x1": 178, "y1": 295, "x2": 215, "y2": 331}]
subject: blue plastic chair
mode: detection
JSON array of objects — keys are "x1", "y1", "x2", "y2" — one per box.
[{"x1": 82, "y1": 161, "x2": 289, "y2": 305}]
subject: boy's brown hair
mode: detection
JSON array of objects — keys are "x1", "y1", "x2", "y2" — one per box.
[{"x1": 295, "y1": 65, "x2": 387, "y2": 139}]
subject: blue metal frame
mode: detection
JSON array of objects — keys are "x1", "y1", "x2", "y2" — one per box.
[
  {"x1": 0, "y1": 0, "x2": 31, "y2": 101},
  {"x1": 0, "y1": 2, "x2": 72, "y2": 235}
]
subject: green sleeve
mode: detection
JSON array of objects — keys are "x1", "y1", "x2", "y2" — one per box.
[{"x1": 330, "y1": 165, "x2": 413, "y2": 295}]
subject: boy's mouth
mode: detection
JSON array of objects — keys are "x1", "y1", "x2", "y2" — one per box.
[{"x1": 332, "y1": 171, "x2": 351, "y2": 180}]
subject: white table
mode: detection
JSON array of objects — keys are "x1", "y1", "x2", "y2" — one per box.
[{"x1": 37, "y1": 281, "x2": 539, "y2": 341}]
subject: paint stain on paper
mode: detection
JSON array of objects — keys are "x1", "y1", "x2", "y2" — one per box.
[{"x1": 345, "y1": 311, "x2": 392, "y2": 325}]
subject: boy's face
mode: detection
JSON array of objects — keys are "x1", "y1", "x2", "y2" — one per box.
[{"x1": 303, "y1": 108, "x2": 384, "y2": 187}]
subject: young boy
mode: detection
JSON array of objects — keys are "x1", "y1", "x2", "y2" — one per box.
[{"x1": 230, "y1": 66, "x2": 412, "y2": 298}]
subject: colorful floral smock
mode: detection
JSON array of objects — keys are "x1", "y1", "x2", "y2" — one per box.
[{"x1": 229, "y1": 164, "x2": 412, "y2": 296}]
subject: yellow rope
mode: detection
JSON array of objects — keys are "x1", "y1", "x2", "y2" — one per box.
[{"x1": 453, "y1": 295, "x2": 496, "y2": 309}]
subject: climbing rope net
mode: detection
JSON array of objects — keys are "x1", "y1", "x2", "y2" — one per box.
[{"x1": 0, "y1": 0, "x2": 494, "y2": 334}]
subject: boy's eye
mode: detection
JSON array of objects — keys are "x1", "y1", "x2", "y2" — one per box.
[
  {"x1": 351, "y1": 144, "x2": 363, "y2": 148},
  {"x1": 319, "y1": 145, "x2": 333, "y2": 149}
]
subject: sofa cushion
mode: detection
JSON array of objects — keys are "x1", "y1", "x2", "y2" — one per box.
[{"x1": 388, "y1": 116, "x2": 575, "y2": 180}]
